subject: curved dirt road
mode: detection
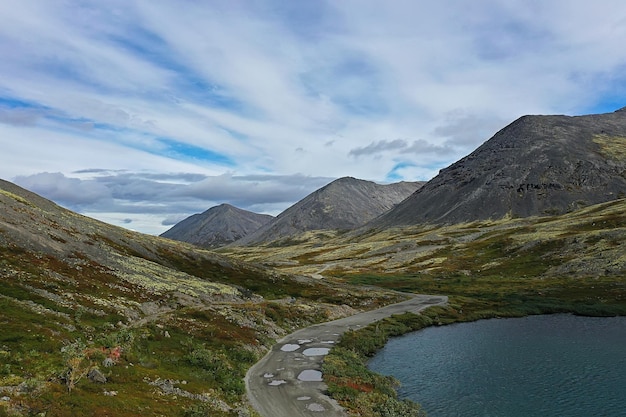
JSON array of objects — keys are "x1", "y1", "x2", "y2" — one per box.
[{"x1": 245, "y1": 294, "x2": 448, "y2": 417}]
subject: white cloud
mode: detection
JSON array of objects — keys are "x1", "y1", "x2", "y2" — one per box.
[
  {"x1": 14, "y1": 172, "x2": 111, "y2": 206},
  {"x1": 11, "y1": 171, "x2": 331, "y2": 235}
]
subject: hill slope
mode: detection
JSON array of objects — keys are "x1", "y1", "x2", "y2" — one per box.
[
  {"x1": 234, "y1": 177, "x2": 422, "y2": 246},
  {"x1": 161, "y1": 204, "x2": 273, "y2": 248},
  {"x1": 372, "y1": 108, "x2": 626, "y2": 227}
]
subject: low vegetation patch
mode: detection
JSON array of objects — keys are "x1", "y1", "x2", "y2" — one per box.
[
  {"x1": 323, "y1": 346, "x2": 425, "y2": 417},
  {"x1": 323, "y1": 312, "x2": 445, "y2": 417}
]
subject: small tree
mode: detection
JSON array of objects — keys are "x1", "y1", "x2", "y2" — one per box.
[{"x1": 60, "y1": 339, "x2": 91, "y2": 392}]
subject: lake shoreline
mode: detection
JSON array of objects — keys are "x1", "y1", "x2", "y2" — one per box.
[{"x1": 323, "y1": 294, "x2": 626, "y2": 416}]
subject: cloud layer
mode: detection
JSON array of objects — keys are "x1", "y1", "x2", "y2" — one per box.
[{"x1": 1, "y1": 1, "x2": 626, "y2": 233}]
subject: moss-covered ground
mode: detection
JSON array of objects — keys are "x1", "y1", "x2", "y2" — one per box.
[{"x1": 0, "y1": 185, "x2": 401, "y2": 417}]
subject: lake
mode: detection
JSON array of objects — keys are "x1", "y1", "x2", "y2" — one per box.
[{"x1": 368, "y1": 314, "x2": 626, "y2": 417}]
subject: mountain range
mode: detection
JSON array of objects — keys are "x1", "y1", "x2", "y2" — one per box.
[
  {"x1": 232, "y1": 177, "x2": 422, "y2": 246},
  {"x1": 165, "y1": 108, "x2": 626, "y2": 246},
  {"x1": 164, "y1": 177, "x2": 422, "y2": 248}
]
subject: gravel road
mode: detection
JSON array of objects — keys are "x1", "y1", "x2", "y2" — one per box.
[{"x1": 245, "y1": 294, "x2": 448, "y2": 417}]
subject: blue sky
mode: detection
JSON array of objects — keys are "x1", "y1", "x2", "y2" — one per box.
[{"x1": 1, "y1": 0, "x2": 626, "y2": 234}]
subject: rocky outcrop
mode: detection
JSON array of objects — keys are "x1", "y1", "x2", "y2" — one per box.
[{"x1": 87, "y1": 368, "x2": 107, "y2": 384}]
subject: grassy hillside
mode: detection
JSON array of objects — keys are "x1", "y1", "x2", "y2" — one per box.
[{"x1": 2, "y1": 178, "x2": 625, "y2": 417}]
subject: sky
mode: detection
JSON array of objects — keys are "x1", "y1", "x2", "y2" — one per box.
[{"x1": 1, "y1": 1, "x2": 626, "y2": 235}]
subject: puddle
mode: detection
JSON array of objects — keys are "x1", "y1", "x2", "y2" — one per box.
[
  {"x1": 297, "y1": 396, "x2": 311, "y2": 401},
  {"x1": 302, "y1": 348, "x2": 330, "y2": 356},
  {"x1": 268, "y1": 380, "x2": 287, "y2": 386},
  {"x1": 280, "y1": 344, "x2": 300, "y2": 352},
  {"x1": 306, "y1": 403, "x2": 325, "y2": 412},
  {"x1": 297, "y1": 370, "x2": 323, "y2": 382},
  {"x1": 263, "y1": 373, "x2": 274, "y2": 378},
  {"x1": 298, "y1": 339, "x2": 312, "y2": 344}
]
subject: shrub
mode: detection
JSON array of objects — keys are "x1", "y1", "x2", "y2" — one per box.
[
  {"x1": 374, "y1": 397, "x2": 426, "y2": 417},
  {"x1": 59, "y1": 339, "x2": 91, "y2": 392},
  {"x1": 322, "y1": 313, "x2": 437, "y2": 416}
]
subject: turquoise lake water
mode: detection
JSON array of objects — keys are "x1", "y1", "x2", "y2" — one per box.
[{"x1": 368, "y1": 314, "x2": 626, "y2": 417}]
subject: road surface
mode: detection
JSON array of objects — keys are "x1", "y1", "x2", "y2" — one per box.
[{"x1": 245, "y1": 294, "x2": 448, "y2": 417}]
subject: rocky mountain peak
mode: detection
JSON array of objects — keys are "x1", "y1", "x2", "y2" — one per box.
[
  {"x1": 161, "y1": 204, "x2": 273, "y2": 248},
  {"x1": 370, "y1": 109, "x2": 626, "y2": 227}
]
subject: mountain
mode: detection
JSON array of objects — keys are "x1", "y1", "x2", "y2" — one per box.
[
  {"x1": 372, "y1": 108, "x2": 626, "y2": 227},
  {"x1": 233, "y1": 177, "x2": 423, "y2": 246},
  {"x1": 161, "y1": 203, "x2": 273, "y2": 248}
]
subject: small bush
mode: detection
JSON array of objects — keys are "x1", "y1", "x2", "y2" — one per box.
[{"x1": 374, "y1": 397, "x2": 426, "y2": 417}]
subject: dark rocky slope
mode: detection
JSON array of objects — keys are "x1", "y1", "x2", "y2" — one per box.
[
  {"x1": 372, "y1": 108, "x2": 626, "y2": 227},
  {"x1": 235, "y1": 177, "x2": 423, "y2": 245},
  {"x1": 161, "y1": 204, "x2": 273, "y2": 248}
]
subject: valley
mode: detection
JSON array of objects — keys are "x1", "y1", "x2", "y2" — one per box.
[{"x1": 0, "y1": 180, "x2": 404, "y2": 417}]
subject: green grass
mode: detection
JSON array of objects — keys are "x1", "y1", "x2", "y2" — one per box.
[
  {"x1": 323, "y1": 312, "x2": 446, "y2": 417},
  {"x1": 342, "y1": 273, "x2": 625, "y2": 317},
  {"x1": 0, "y1": 305, "x2": 264, "y2": 416}
]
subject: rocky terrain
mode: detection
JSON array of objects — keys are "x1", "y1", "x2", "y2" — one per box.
[
  {"x1": 371, "y1": 108, "x2": 626, "y2": 227},
  {"x1": 161, "y1": 203, "x2": 273, "y2": 248},
  {"x1": 234, "y1": 177, "x2": 422, "y2": 246}
]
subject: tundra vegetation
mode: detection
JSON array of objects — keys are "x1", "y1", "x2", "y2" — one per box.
[{"x1": 0, "y1": 239, "x2": 398, "y2": 417}]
